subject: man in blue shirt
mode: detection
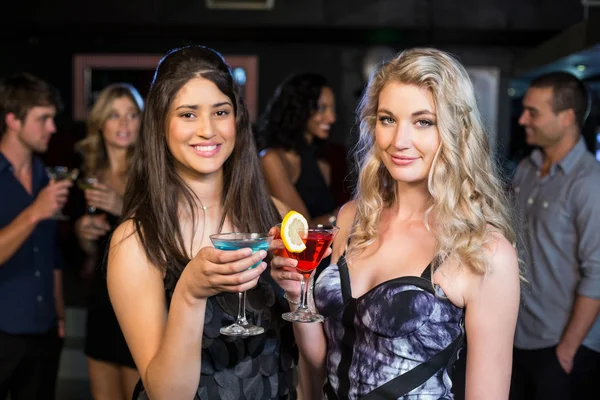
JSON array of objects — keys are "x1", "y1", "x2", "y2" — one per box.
[
  {"x1": 0, "y1": 73, "x2": 72, "y2": 399},
  {"x1": 510, "y1": 72, "x2": 600, "y2": 399}
]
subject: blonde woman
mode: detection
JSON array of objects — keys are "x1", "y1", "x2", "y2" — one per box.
[
  {"x1": 74, "y1": 83, "x2": 143, "y2": 400},
  {"x1": 271, "y1": 48, "x2": 520, "y2": 399}
]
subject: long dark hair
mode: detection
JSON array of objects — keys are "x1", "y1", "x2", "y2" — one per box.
[
  {"x1": 255, "y1": 72, "x2": 329, "y2": 152},
  {"x1": 123, "y1": 45, "x2": 280, "y2": 276}
]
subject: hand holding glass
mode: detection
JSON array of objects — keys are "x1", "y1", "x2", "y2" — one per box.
[
  {"x1": 77, "y1": 177, "x2": 99, "y2": 212},
  {"x1": 45, "y1": 166, "x2": 79, "y2": 220},
  {"x1": 277, "y1": 225, "x2": 339, "y2": 323},
  {"x1": 77, "y1": 176, "x2": 100, "y2": 227},
  {"x1": 209, "y1": 232, "x2": 273, "y2": 337}
]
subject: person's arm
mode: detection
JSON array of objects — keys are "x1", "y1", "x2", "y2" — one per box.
[
  {"x1": 0, "y1": 180, "x2": 71, "y2": 265},
  {"x1": 271, "y1": 196, "x2": 291, "y2": 218},
  {"x1": 261, "y1": 149, "x2": 337, "y2": 225},
  {"x1": 271, "y1": 248, "x2": 328, "y2": 399},
  {"x1": 85, "y1": 183, "x2": 124, "y2": 217},
  {"x1": 260, "y1": 150, "x2": 312, "y2": 218},
  {"x1": 270, "y1": 201, "x2": 354, "y2": 398},
  {"x1": 463, "y1": 233, "x2": 520, "y2": 399},
  {"x1": 556, "y1": 178, "x2": 600, "y2": 373},
  {"x1": 73, "y1": 214, "x2": 111, "y2": 256},
  {"x1": 557, "y1": 297, "x2": 600, "y2": 372},
  {"x1": 108, "y1": 220, "x2": 267, "y2": 399}
]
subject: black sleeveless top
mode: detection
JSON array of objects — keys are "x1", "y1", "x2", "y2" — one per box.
[
  {"x1": 294, "y1": 144, "x2": 335, "y2": 219},
  {"x1": 134, "y1": 269, "x2": 299, "y2": 400},
  {"x1": 85, "y1": 213, "x2": 136, "y2": 368},
  {"x1": 315, "y1": 255, "x2": 464, "y2": 399}
]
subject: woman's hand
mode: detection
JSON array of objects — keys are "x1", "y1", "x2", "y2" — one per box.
[
  {"x1": 268, "y1": 225, "x2": 304, "y2": 300},
  {"x1": 183, "y1": 246, "x2": 268, "y2": 300},
  {"x1": 85, "y1": 183, "x2": 124, "y2": 216},
  {"x1": 74, "y1": 214, "x2": 111, "y2": 242}
]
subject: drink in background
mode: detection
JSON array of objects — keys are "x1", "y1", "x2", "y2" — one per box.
[
  {"x1": 76, "y1": 177, "x2": 97, "y2": 192},
  {"x1": 77, "y1": 176, "x2": 100, "y2": 226},
  {"x1": 47, "y1": 166, "x2": 79, "y2": 182},
  {"x1": 45, "y1": 166, "x2": 79, "y2": 220}
]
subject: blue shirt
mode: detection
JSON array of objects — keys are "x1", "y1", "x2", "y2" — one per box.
[
  {"x1": 512, "y1": 138, "x2": 600, "y2": 352},
  {"x1": 0, "y1": 152, "x2": 64, "y2": 335}
]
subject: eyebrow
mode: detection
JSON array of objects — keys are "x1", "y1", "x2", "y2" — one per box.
[
  {"x1": 377, "y1": 108, "x2": 436, "y2": 118},
  {"x1": 175, "y1": 102, "x2": 232, "y2": 110},
  {"x1": 523, "y1": 105, "x2": 538, "y2": 113}
]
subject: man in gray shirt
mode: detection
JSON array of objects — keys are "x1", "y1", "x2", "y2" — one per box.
[{"x1": 510, "y1": 72, "x2": 600, "y2": 400}]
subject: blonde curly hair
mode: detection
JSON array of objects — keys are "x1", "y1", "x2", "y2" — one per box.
[
  {"x1": 348, "y1": 48, "x2": 516, "y2": 276},
  {"x1": 75, "y1": 83, "x2": 143, "y2": 177}
]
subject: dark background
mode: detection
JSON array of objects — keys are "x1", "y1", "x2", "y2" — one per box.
[{"x1": 1, "y1": 0, "x2": 586, "y2": 163}]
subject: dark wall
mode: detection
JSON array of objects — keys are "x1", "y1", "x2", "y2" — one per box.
[
  {"x1": 3, "y1": 0, "x2": 582, "y2": 30},
  {"x1": 0, "y1": 0, "x2": 585, "y2": 161}
]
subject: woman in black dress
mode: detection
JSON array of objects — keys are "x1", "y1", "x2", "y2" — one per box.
[
  {"x1": 74, "y1": 83, "x2": 143, "y2": 399},
  {"x1": 106, "y1": 46, "x2": 299, "y2": 399}
]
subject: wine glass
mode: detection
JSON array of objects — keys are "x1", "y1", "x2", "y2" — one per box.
[
  {"x1": 209, "y1": 232, "x2": 273, "y2": 337},
  {"x1": 278, "y1": 225, "x2": 339, "y2": 323},
  {"x1": 45, "y1": 166, "x2": 79, "y2": 220},
  {"x1": 76, "y1": 176, "x2": 99, "y2": 226}
]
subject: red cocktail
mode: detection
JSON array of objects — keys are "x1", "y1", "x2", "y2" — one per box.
[{"x1": 278, "y1": 225, "x2": 339, "y2": 323}]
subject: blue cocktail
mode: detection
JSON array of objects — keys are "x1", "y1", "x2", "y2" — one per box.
[{"x1": 209, "y1": 232, "x2": 273, "y2": 337}]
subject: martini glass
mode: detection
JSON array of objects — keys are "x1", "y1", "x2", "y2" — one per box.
[
  {"x1": 76, "y1": 176, "x2": 100, "y2": 227},
  {"x1": 46, "y1": 166, "x2": 79, "y2": 220},
  {"x1": 278, "y1": 225, "x2": 339, "y2": 323},
  {"x1": 209, "y1": 232, "x2": 273, "y2": 337}
]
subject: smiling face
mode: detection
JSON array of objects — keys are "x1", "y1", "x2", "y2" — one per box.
[
  {"x1": 518, "y1": 86, "x2": 567, "y2": 148},
  {"x1": 166, "y1": 76, "x2": 236, "y2": 180},
  {"x1": 102, "y1": 96, "x2": 141, "y2": 150},
  {"x1": 305, "y1": 86, "x2": 336, "y2": 140},
  {"x1": 375, "y1": 82, "x2": 440, "y2": 185}
]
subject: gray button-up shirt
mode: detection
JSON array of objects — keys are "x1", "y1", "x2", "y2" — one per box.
[{"x1": 513, "y1": 138, "x2": 600, "y2": 352}]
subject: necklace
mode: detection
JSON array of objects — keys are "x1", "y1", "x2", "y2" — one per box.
[{"x1": 197, "y1": 202, "x2": 219, "y2": 244}]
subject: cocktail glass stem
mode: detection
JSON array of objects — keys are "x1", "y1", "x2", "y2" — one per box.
[
  {"x1": 235, "y1": 291, "x2": 249, "y2": 326},
  {"x1": 298, "y1": 275, "x2": 309, "y2": 311}
]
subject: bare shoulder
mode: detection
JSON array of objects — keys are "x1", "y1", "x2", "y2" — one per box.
[
  {"x1": 271, "y1": 196, "x2": 290, "y2": 218},
  {"x1": 331, "y1": 201, "x2": 357, "y2": 262},
  {"x1": 483, "y1": 230, "x2": 519, "y2": 278},
  {"x1": 108, "y1": 219, "x2": 161, "y2": 278},
  {"x1": 111, "y1": 218, "x2": 137, "y2": 245},
  {"x1": 337, "y1": 200, "x2": 357, "y2": 227},
  {"x1": 435, "y1": 229, "x2": 519, "y2": 309},
  {"x1": 260, "y1": 147, "x2": 284, "y2": 163},
  {"x1": 110, "y1": 219, "x2": 142, "y2": 259},
  {"x1": 466, "y1": 229, "x2": 520, "y2": 303},
  {"x1": 259, "y1": 148, "x2": 293, "y2": 183}
]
